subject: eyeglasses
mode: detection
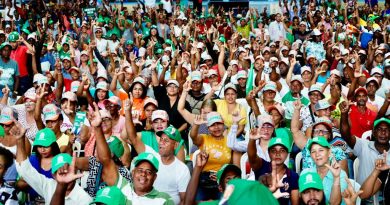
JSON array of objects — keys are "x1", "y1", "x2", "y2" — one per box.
[
  {"x1": 135, "y1": 168, "x2": 155, "y2": 176},
  {"x1": 313, "y1": 129, "x2": 330, "y2": 135}
]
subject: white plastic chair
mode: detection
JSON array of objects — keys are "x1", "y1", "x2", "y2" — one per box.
[
  {"x1": 348, "y1": 179, "x2": 361, "y2": 205},
  {"x1": 240, "y1": 153, "x2": 249, "y2": 179},
  {"x1": 353, "y1": 158, "x2": 359, "y2": 181},
  {"x1": 192, "y1": 150, "x2": 200, "y2": 168},
  {"x1": 295, "y1": 152, "x2": 303, "y2": 174},
  {"x1": 72, "y1": 141, "x2": 83, "y2": 157}
]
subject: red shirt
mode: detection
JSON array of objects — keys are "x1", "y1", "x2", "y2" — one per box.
[
  {"x1": 10, "y1": 45, "x2": 28, "y2": 77},
  {"x1": 349, "y1": 105, "x2": 377, "y2": 138}
]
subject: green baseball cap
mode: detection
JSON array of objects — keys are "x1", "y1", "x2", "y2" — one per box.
[
  {"x1": 156, "y1": 125, "x2": 182, "y2": 142},
  {"x1": 33, "y1": 128, "x2": 57, "y2": 147},
  {"x1": 0, "y1": 126, "x2": 4, "y2": 138},
  {"x1": 107, "y1": 136, "x2": 124, "y2": 158},
  {"x1": 22, "y1": 28, "x2": 31, "y2": 35},
  {"x1": 0, "y1": 42, "x2": 11, "y2": 50},
  {"x1": 268, "y1": 135, "x2": 291, "y2": 152},
  {"x1": 8, "y1": 32, "x2": 19, "y2": 42},
  {"x1": 307, "y1": 136, "x2": 331, "y2": 151},
  {"x1": 51, "y1": 153, "x2": 72, "y2": 174},
  {"x1": 216, "y1": 164, "x2": 241, "y2": 184},
  {"x1": 273, "y1": 128, "x2": 293, "y2": 151},
  {"x1": 89, "y1": 186, "x2": 128, "y2": 205},
  {"x1": 224, "y1": 179, "x2": 279, "y2": 205},
  {"x1": 299, "y1": 172, "x2": 324, "y2": 193},
  {"x1": 374, "y1": 117, "x2": 390, "y2": 128},
  {"x1": 156, "y1": 48, "x2": 163, "y2": 54},
  {"x1": 134, "y1": 152, "x2": 159, "y2": 171},
  {"x1": 219, "y1": 35, "x2": 226, "y2": 43},
  {"x1": 48, "y1": 19, "x2": 54, "y2": 25}
]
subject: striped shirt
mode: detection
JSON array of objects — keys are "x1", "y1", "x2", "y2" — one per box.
[{"x1": 116, "y1": 174, "x2": 174, "y2": 205}]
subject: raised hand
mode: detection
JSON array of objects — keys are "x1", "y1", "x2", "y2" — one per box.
[
  {"x1": 55, "y1": 153, "x2": 84, "y2": 184},
  {"x1": 124, "y1": 97, "x2": 133, "y2": 112},
  {"x1": 196, "y1": 151, "x2": 209, "y2": 168},
  {"x1": 293, "y1": 95, "x2": 302, "y2": 111},
  {"x1": 375, "y1": 151, "x2": 390, "y2": 171},
  {"x1": 2, "y1": 84, "x2": 10, "y2": 96},
  {"x1": 182, "y1": 80, "x2": 191, "y2": 92},
  {"x1": 339, "y1": 99, "x2": 350, "y2": 113},
  {"x1": 269, "y1": 161, "x2": 290, "y2": 198},
  {"x1": 36, "y1": 84, "x2": 48, "y2": 99},
  {"x1": 342, "y1": 178, "x2": 364, "y2": 205},
  {"x1": 249, "y1": 128, "x2": 261, "y2": 140},
  {"x1": 9, "y1": 120, "x2": 26, "y2": 140},
  {"x1": 325, "y1": 156, "x2": 341, "y2": 178},
  {"x1": 193, "y1": 115, "x2": 206, "y2": 125},
  {"x1": 90, "y1": 102, "x2": 102, "y2": 127}
]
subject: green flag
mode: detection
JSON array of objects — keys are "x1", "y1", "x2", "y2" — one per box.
[{"x1": 246, "y1": 63, "x2": 254, "y2": 95}]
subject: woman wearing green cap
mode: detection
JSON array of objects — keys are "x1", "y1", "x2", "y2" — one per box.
[
  {"x1": 291, "y1": 98, "x2": 348, "y2": 172},
  {"x1": 16, "y1": 128, "x2": 61, "y2": 204},
  {"x1": 248, "y1": 130, "x2": 299, "y2": 205},
  {"x1": 302, "y1": 136, "x2": 348, "y2": 205}
]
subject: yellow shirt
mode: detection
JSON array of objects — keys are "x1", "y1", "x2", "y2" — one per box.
[
  {"x1": 214, "y1": 99, "x2": 247, "y2": 131},
  {"x1": 57, "y1": 134, "x2": 69, "y2": 148},
  {"x1": 199, "y1": 134, "x2": 232, "y2": 172}
]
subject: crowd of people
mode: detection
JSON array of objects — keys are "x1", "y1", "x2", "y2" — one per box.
[{"x1": 0, "y1": 0, "x2": 388, "y2": 204}]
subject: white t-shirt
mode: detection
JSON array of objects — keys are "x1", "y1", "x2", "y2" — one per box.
[
  {"x1": 96, "y1": 38, "x2": 108, "y2": 55},
  {"x1": 145, "y1": 0, "x2": 156, "y2": 7},
  {"x1": 161, "y1": 0, "x2": 173, "y2": 13},
  {"x1": 145, "y1": 146, "x2": 190, "y2": 205},
  {"x1": 4, "y1": 7, "x2": 15, "y2": 21}
]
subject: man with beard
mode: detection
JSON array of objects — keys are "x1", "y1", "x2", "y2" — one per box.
[
  {"x1": 0, "y1": 42, "x2": 19, "y2": 98},
  {"x1": 347, "y1": 87, "x2": 377, "y2": 138},
  {"x1": 299, "y1": 172, "x2": 327, "y2": 205},
  {"x1": 92, "y1": 102, "x2": 176, "y2": 205}
]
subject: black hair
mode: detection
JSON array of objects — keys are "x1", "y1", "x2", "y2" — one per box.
[
  {"x1": 0, "y1": 147, "x2": 14, "y2": 171},
  {"x1": 32, "y1": 142, "x2": 61, "y2": 159},
  {"x1": 311, "y1": 123, "x2": 334, "y2": 141},
  {"x1": 94, "y1": 88, "x2": 109, "y2": 103},
  {"x1": 129, "y1": 82, "x2": 147, "y2": 99}
]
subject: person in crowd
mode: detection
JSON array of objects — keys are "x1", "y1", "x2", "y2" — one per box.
[
  {"x1": 0, "y1": 146, "x2": 18, "y2": 205},
  {"x1": 89, "y1": 102, "x2": 174, "y2": 204},
  {"x1": 124, "y1": 99, "x2": 190, "y2": 205},
  {"x1": 301, "y1": 137, "x2": 348, "y2": 205},
  {"x1": 16, "y1": 128, "x2": 60, "y2": 204}
]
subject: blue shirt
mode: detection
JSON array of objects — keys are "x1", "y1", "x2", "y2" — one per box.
[
  {"x1": 301, "y1": 168, "x2": 348, "y2": 205},
  {"x1": 302, "y1": 143, "x2": 346, "y2": 170},
  {"x1": 254, "y1": 160, "x2": 299, "y2": 205}
]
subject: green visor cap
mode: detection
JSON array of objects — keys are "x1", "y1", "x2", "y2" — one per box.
[
  {"x1": 156, "y1": 125, "x2": 182, "y2": 142},
  {"x1": 134, "y1": 152, "x2": 159, "y2": 171},
  {"x1": 299, "y1": 172, "x2": 324, "y2": 193},
  {"x1": 51, "y1": 153, "x2": 72, "y2": 174},
  {"x1": 33, "y1": 128, "x2": 57, "y2": 147}
]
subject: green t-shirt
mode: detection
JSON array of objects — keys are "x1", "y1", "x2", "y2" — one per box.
[
  {"x1": 0, "y1": 58, "x2": 19, "y2": 93},
  {"x1": 282, "y1": 91, "x2": 310, "y2": 127}
]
